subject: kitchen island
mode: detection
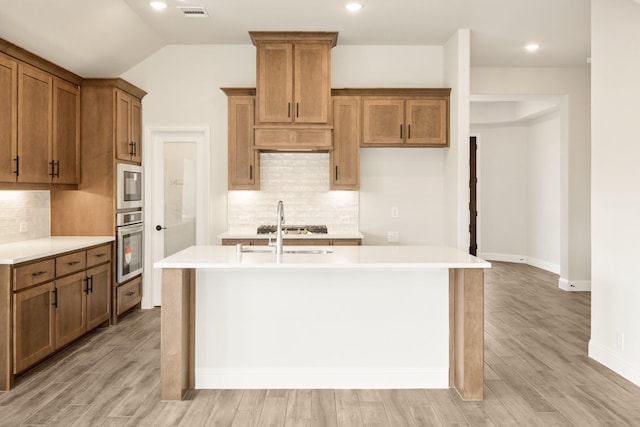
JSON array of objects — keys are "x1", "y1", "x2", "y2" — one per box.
[{"x1": 154, "y1": 245, "x2": 490, "y2": 401}]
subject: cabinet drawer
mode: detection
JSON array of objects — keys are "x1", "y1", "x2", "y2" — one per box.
[
  {"x1": 55, "y1": 251, "x2": 87, "y2": 277},
  {"x1": 87, "y1": 244, "x2": 111, "y2": 267},
  {"x1": 13, "y1": 259, "x2": 56, "y2": 291},
  {"x1": 117, "y1": 276, "x2": 141, "y2": 315}
]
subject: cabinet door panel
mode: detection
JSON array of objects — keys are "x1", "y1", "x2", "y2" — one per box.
[
  {"x1": 13, "y1": 282, "x2": 55, "y2": 374},
  {"x1": 54, "y1": 272, "x2": 87, "y2": 349},
  {"x1": 86, "y1": 264, "x2": 110, "y2": 330},
  {"x1": 228, "y1": 97, "x2": 258, "y2": 190},
  {"x1": 362, "y1": 98, "x2": 404, "y2": 145},
  {"x1": 331, "y1": 97, "x2": 359, "y2": 190},
  {"x1": 406, "y1": 99, "x2": 448, "y2": 146},
  {"x1": 0, "y1": 54, "x2": 17, "y2": 182},
  {"x1": 131, "y1": 97, "x2": 142, "y2": 163},
  {"x1": 294, "y1": 43, "x2": 330, "y2": 123},
  {"x1": 115, "y1": 90, "x2": 133, "y2": 161},
  {"x1": 52, "y1": 79, "x2": 80, "y2": 184},
  {"x1": 257, "y1": 43, "x2": 293, "y2": 123},
  {"x1": 17, "y1": 64, "x2": 52, "y2": 183}
]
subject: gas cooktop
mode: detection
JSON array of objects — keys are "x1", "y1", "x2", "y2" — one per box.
[{"x1": 257, "y1": 225, "x2": 328, "y2": 235}]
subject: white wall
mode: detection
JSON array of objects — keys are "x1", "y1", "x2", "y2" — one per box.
[
  {"x1": 473, "y1": 113, "x2": 561, "y2": 274},
  {"x1": 122, "y1": 44, "x2": 453, "y2": 245},
  {"x1": 589, "y1": 0, "x2": 640, "y2": 386},
  {"x1": 474, "y1": 126, "x2": 528, "y2": 258},
  {"x1": 471, "y1": 67, "x2": 590, "y2": 288}
]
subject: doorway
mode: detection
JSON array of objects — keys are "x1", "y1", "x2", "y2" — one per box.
[{"x1": 144, "y1": 127, "x2": 210, "y2": 307}]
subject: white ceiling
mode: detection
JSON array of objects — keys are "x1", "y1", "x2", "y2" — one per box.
[{"x1": 0, "y1": 0, "x2": 591, "y2": 78}]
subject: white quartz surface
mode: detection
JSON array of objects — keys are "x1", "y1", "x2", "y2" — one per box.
[
  {"x1": 155, "y1": 245, "x2": 491, "y2": 270},
  {"x1": 218, "y1": 231, "x2": 364, "y2": 240},
  {"x1": 0, "y1": 236, "x2": 115, "y2": 264}
]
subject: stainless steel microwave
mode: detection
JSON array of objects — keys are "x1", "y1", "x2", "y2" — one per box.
[{"x1": 116, "y1": 163, "x2": 143, "y2": 211}]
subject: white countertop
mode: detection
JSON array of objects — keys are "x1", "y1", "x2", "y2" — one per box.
[
  {"x1": 155, "y1": 245, "x2": 491, "y2": 270},
  {"x1": 0, "y1": 236, "x2": 115, "y2": 265},
  {"x1": 218, "y1": 231, "x2": 364, "y2": 240}
]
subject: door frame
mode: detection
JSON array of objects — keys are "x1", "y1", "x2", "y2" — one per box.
[{"x1": 143, "y1": 126, "x2": 211, "y2": 308}]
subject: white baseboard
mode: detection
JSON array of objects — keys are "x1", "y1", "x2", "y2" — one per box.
[
  {"x1": 559, "y1": 278, "x2": 591, "y2": 291},
  {"x1": 589, "y1": 340, "x2": 640, "y2": 387},
  {"x1": 478, "y1": 253, "x2": 560, "y2": 275},
  {"x1": 196, "y1": 367, "x2": 449, "y2": 389}
]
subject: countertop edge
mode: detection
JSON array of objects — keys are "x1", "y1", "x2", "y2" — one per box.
[{"x1": 0, "y1": 236, "x2": 115, "y2": 265}]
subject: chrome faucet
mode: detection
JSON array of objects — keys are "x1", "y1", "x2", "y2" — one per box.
[{"x1": 276, "y1": 200, "x2": 285, "y2": 255}]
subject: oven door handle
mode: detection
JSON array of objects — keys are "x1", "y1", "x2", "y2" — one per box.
[{"x1": 118, "y1": 224, "x2": 145, "y2": 235}]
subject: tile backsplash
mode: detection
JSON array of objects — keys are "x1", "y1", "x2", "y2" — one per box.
[
  {"x1": 0, "y1": 191, "x2": 50, "y2": 244},
  {"x1": 228, "y1": 153, "x2": 359, "y2": 233}
]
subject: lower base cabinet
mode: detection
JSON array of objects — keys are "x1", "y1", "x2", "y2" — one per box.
[
  {"x1": 13, "y1": 282, "x2": 55, "y2": 374},
  {"x1": 115, "y1": 276, "x2": 142, "y2": 317},
  {"x1": 7, "y1": 243, "x2": 112, "y2": 387}
]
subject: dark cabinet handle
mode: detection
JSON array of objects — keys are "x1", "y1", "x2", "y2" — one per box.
[
  {"x1": 31, "y1": 271, "x2": 47, "y2": 277},
  {"x1": 89, "y1": 276, "x2": 94, "y2": 293},
  {"x1": 249, "y1": 165, "x2": 253, "y2": 180},
  {"x1": 129, "y1": 141, "x2": 136, "y2": 157},
  {"x1": 49, "y1": 160, "x2": 56, "y2": 178},
  {"x1": 13, "y1": 156, "x2": 19, "y2": 177},
  {"x1": 52, "y1": 288, "x2": 58, "y2": 308},
  {"x1": 67, "y1": 260, "x2": 80, "y2": 266},
  {"x1": 133, "y1": 142, "x2": 137, "y2": 157},
  {"x1": 296, "y1": 102, "x2": 299, "y2": 118},
  {"x1": 408, "y1": 124, "x2": 411, "y2": 139},
  {"x1": 55, "y1": 161, "x2": 60, "y2": 178},
  {"x1": 400, "y1": 124, "x2": 403, "y2": 139},
  {"x1": 84, "y1": 276, "x2": 91, "y2": 294},
  {"x1": 335, "y1": 166, "x2": 338, "y2": 181},
  {"x1": 288, "y1": 102, "x2": 291, "y2": 118},
  {"x1": 125, "y1": 291, "x2": 135, "y2": 297},
  {"x1": 95, "y1": 253, "x2": 107, "y2": 258}
]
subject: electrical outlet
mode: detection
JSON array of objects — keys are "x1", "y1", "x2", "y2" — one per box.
[
  {"x1": 19, "y1": 222, "x2": 28, "y2": 233},
  {"x1": 616, "y1": 332, "x2": 624, "y2": 351},
  {"x1": 387, "y1": 231, "x2": 400, "y2": 243},
  {"x1": 391, "y1": 207, "x2": 399, "y2": 218}
]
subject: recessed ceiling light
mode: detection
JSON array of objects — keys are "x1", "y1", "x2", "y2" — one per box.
[
  {"x1": 346, "y1": 3, "x2": 363, "y2": 12},
  {"x1": 150, "y1": 1, "x2": 167, "y2": 10},
  {"x1": 525, "y1": 44, "x2": 540, "y2": 52}
]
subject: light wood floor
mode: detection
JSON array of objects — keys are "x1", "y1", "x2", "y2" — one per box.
[{"x1": 2, "y1": 262, "x2": 640, "y2": 426}]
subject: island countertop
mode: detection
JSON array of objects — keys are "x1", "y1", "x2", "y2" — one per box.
[
  {"x1": 0, "y1": 236, "x2": 115, "y2": 264},
  {"x1": 154, "y1": 245, "x2": 491, "y2": 270}
]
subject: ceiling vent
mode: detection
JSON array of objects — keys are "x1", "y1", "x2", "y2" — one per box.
[{"x1": 177, "y1": 6, "x2": 208, "y2": 17}]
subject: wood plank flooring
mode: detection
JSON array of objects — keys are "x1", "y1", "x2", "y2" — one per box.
[{"x1": 2, "y1": 261, "x2": 640, "y2": 426}]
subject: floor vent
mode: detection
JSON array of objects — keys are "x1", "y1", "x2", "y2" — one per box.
[{"x1": 177, "y1": 6, "x2": 208, "y2": 17}]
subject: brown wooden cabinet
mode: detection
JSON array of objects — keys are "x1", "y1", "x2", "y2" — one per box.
[
  {"x1": 54, "y1": 271, "x2": 87, "y2": 349},
  {"x1": 4, "y1": 242, "x2": 113, "y2": 386},
  {"x1": 362, "y1": 96, "x2": 449, "y2": 147},
  {"x1": 12, "y1": 281, "x2": 55, "y2": 374},
  {"x1": 251, "y1": 32, "x2": 336, "y2": 125},
  {"x1": 0, "y1": 53, "x2": 17, "y2": 183},
  {"x1": 227, "y1": 95, "x2": 258, "y2": 190},
  {"x1": 331, "y1": 97, "x2": 360, "y2": 190},
  {"x1": 86, "y1": 262, "x2": 111, "y2": 330},
  {"x1": 52, "y1": 78, "x2": 80, "y2": 184},
  {"x1": 116, "y1": 90, "x2": 142, "y2": 164},
  {"x1": 17, "y1": 63, "x2": 52, "y2": 183},
  {"x1": 0, "y1": 50, "x2": 80, "y2": 187}
]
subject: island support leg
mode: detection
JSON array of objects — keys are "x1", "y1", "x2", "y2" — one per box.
[
  {"x1": 450, "y1": 268, "x2": 484, "y2": 400},
  {"x1": 161, "y1": 268, "x2": 195, "y2": 400}
]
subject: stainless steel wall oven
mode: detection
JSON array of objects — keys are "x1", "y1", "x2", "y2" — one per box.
[{"x1": 116, "y1": 210, "x2": 144, "y2": 283}]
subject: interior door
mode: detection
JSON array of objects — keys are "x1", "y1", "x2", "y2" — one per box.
[{"x1": 147, "y1": 128, "x2": 210, "y2": 307}]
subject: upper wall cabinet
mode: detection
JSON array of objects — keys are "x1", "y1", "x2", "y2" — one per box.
[
  {"x1": 0, "y1": 53, "x2": 80, "y2": 187},
  {"x1": 226, "y1": 92, "x2": 259, "y2": 190},
  {"x1": 116, "y1": 90, "x2": 143, "y2": 164},
  {"x1": 1, "y1": 40, "x2": 82, "y2": 189},
  {"x1": 250, "y1": 31, "x2": 337, "y2": 126},
  {"x1": 332, "y1": 88, "x2": 450, "y2": 148}
]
